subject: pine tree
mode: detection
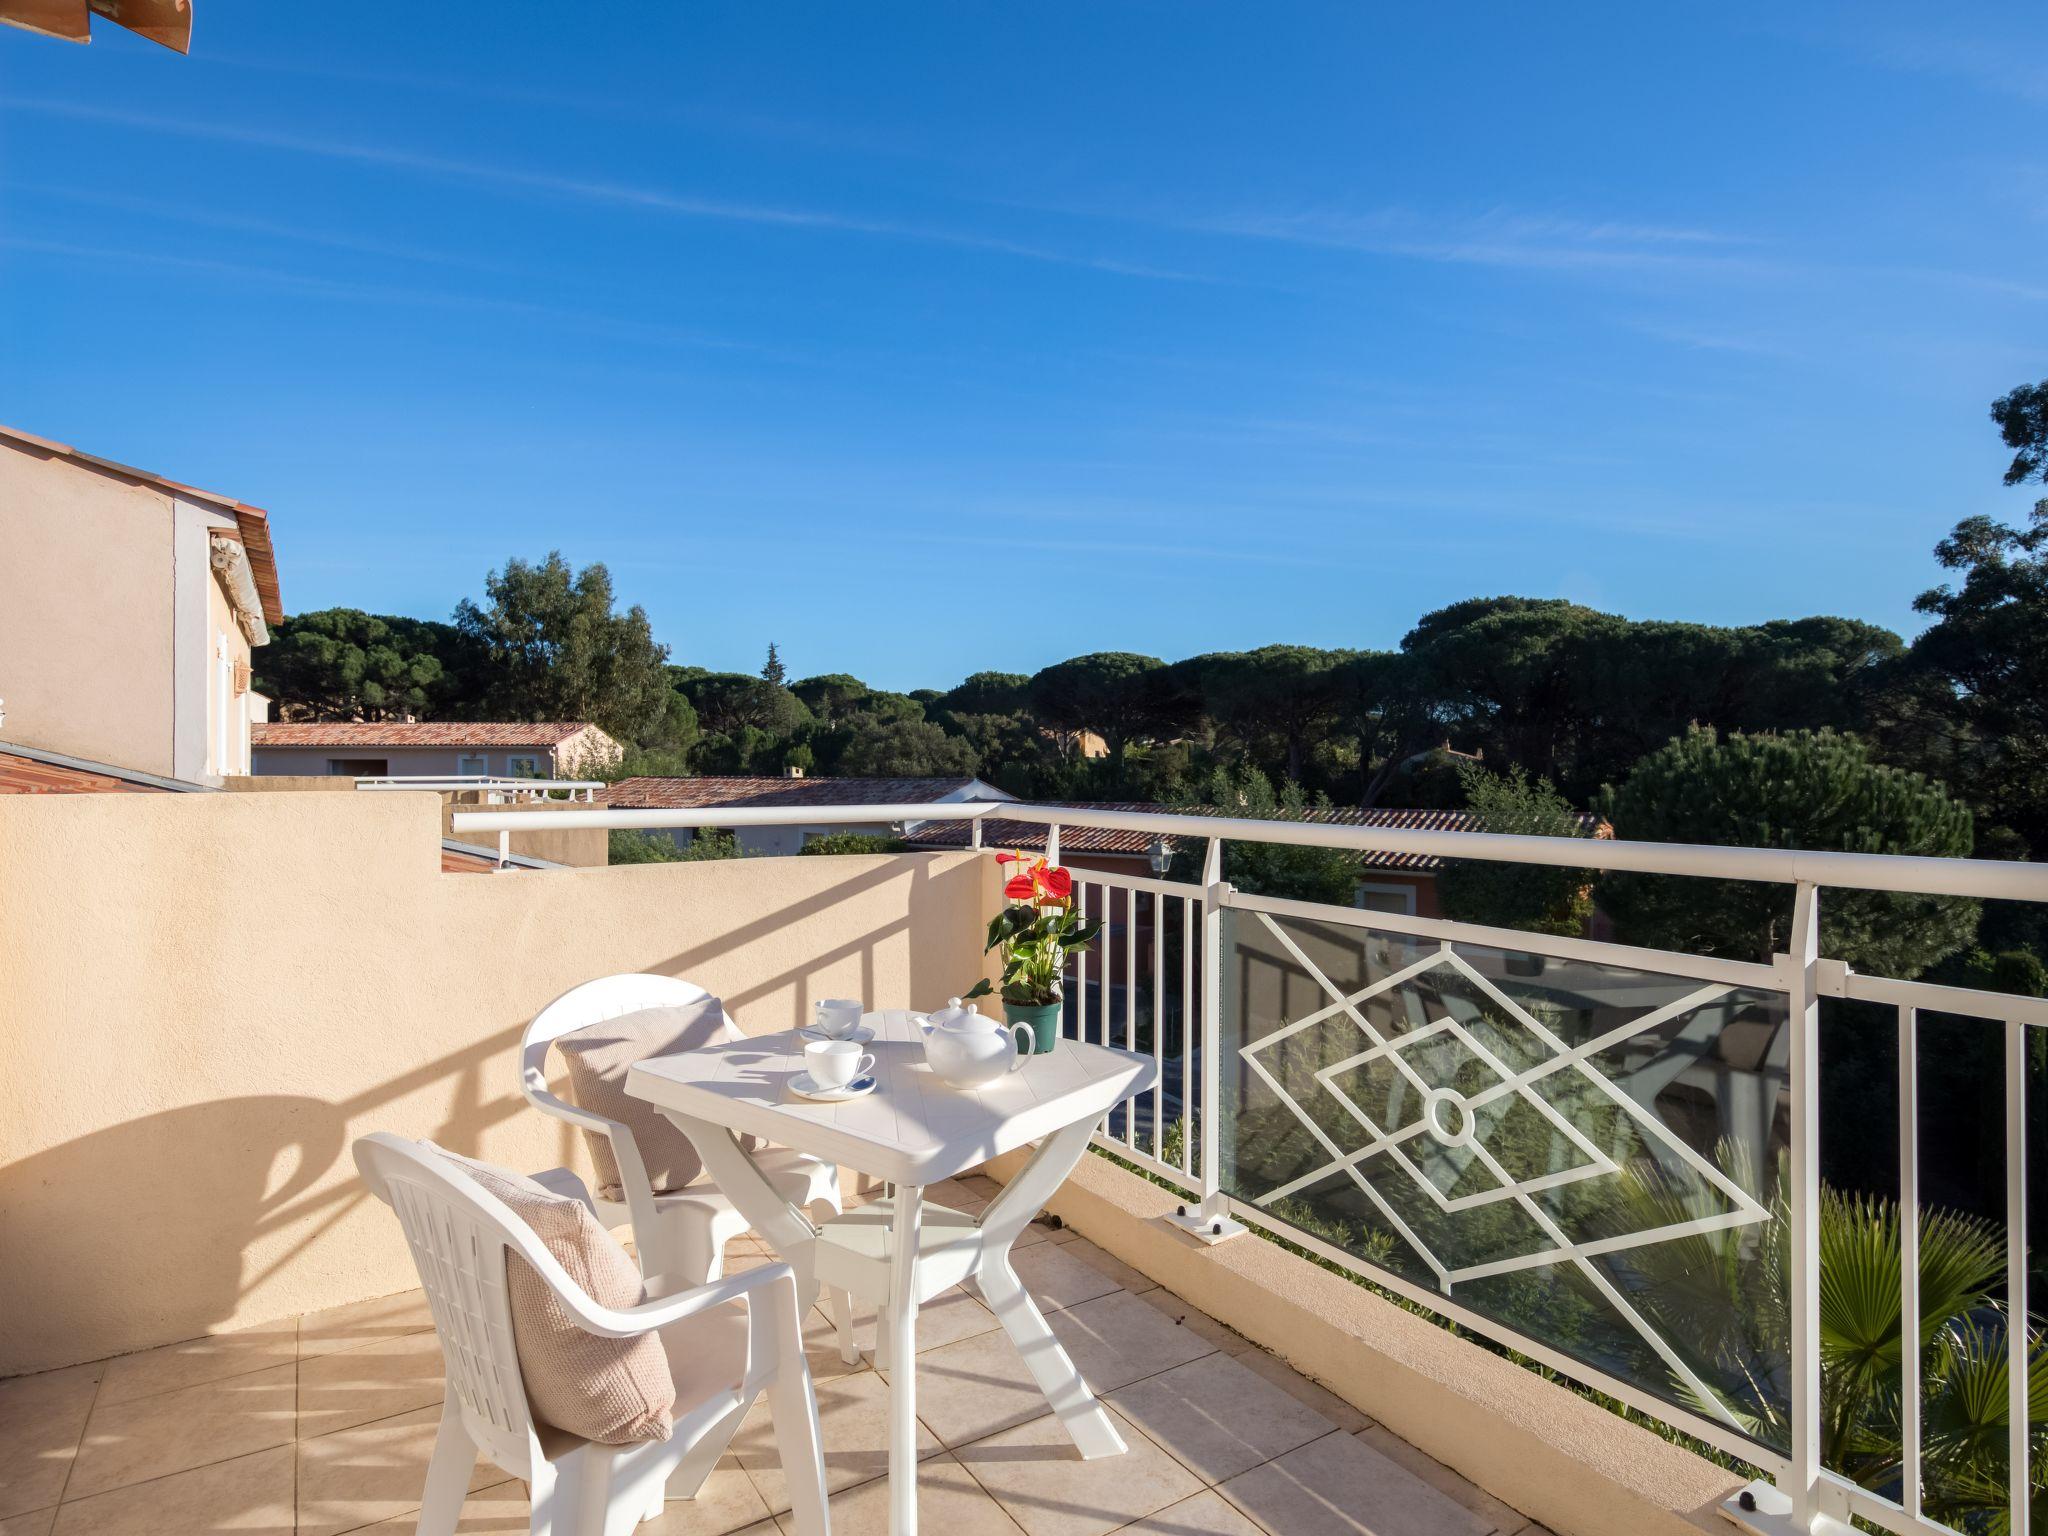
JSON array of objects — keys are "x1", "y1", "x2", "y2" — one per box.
[
  {"x1": 762, "y1": 642, "x2": 787, "y2": 686},
  {"x1": 1436, "y1": 760, "x2": 1595, "y2": 936},
  {"x1": 1596, "y1": 727, "x2": 1978, "y2": 975}
]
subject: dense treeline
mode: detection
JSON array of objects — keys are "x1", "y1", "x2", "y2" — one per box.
[{"x1": 258, "y1": 379, "x2": 2048, "y2": 979}]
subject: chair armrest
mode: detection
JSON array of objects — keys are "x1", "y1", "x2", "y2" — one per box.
[
  {"x1": 554, "y1": 1260, "x2": 800, "y2": 1340},
  {"x1": 520, "y1": 1073, "x2": 623, "y2": 1139},
  {"x1": 520, "y1": 1070, "x2": 663, "y2": 1250}
]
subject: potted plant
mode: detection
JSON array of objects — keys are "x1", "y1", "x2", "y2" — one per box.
[{"x1": 963, "y1": 853, "x2": 1102, "y2": 1054}]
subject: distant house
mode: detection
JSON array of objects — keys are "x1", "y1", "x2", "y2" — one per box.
[
  {"x1": 250, "y1": 721, "x2": 621, "y2": 781},
  {"x1": 607, "y1": 774, "x2": 1014, "y2": 857},
  {"x1": 0, "y1": 423, "x2": 284, "y2": 785}
]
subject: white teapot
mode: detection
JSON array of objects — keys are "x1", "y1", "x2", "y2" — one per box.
[{"x1": 919, "y1": 997, "x2": 1037, "y2": 1089}]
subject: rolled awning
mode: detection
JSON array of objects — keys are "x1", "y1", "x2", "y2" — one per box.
[{"x1": 0, "y1": 0, "x2": 192, "y2": 52}]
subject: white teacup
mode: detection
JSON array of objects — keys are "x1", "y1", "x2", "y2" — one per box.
[
  {"x1": 804, "y1": 1037, "x2": 875, "y2": 1090},
  {"x1": 813, "y1": 998, "x2": 864, "y2": 1039}
]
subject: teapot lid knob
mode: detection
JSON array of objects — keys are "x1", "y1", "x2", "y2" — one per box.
[{"x1": 947, "y1": 997, "x2": 962, "y2": 1009}]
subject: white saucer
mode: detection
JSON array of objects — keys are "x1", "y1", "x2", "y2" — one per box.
[
  {"x1": 800, "y1": 1024, "x2": 874, "y2": 1045},
  {"x1": 789, "y1": 1071, "x2": 877, "y2": 1103}
]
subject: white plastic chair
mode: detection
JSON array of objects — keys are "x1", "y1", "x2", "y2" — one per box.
[
  {"x1": 354, "y1": 1133, "x2": 829, "y2": 1536},
  {"x1": 521, "y1": 974, "x2": 853, "y2": 1346}
]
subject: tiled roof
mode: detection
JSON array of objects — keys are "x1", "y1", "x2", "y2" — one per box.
[
  {"x1": 0, "y1": 743, "x2": 205, "y2": 796},
  {"x1": 906, "y1": 802, "x2": 1169, "y2": 856},
  {"x1": 607, "y1": 775, "x2": 985, "y2": 810},
  {"x1": 252, "y1": 722, "x2": 599, "y2": 748},
  {"x1": 1, "y1": 422, "x2": 284, "y2": 625},
  {"x1": 0, "y1": 750, "x2": 172, "y2": 795},
  {"x1": 908, "y1": 801, "x2": 1608, "y2": 871}
]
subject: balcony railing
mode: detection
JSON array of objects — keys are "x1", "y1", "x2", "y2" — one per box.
[
  {"x1": 354, "y1": 774, "x2": 605, "y2": 802},
  {"x1": 452, "y1": 795, "x2": 2048, "y2": 1536}
]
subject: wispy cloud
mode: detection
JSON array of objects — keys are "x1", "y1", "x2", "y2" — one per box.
[
  {"x1": 1, "y1": 98, "x2": 1213, "y2": 284},
  {"x1": 1183, "y1": 205, "x2": 1762, "y2": 275},
  {"x1": 3, "y1": 182, "x2": 512, "y2": 273},
  {"x1": 1857, "y1": 27, "x2": 2048, "y2": 105},
  {"x1": 0, "y1": 235, "x2": 752, "y2": 351}
]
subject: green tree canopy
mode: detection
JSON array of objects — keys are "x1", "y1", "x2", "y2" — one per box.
[
  {"x1": 1436, "y1": 760, "x2": 1596, "y2": 936},
  {"x1": 833, "y1": 716, "x2": 980, "y2": 778},
  {"x1": 790, "y1": 673, "x2": 871, "y2": 721},
  {"x1": 1905, "y1": 498, "x2": 2048, "y2": 856},
  {"x1": 451, "y1": 553, "x2": 671, "y2": 743},
  {"x1": 1596, "y1": 727, "x2": 1978, "y2": 975},
  {"x1": 936, "y1": 671, "x2": 1030, "y2": 717},
  {"x1": 256, "y1": 608, "x2": 464, "y2": 721},
  {"x1": 1992, "y1": 379, "x2": 2048, "y2": 485},
  {"x1": 1193, "y1": 645, "x2": 1351, "y2": 783},
  {"x1": 1028, "y1": 652, "x2": 1186, "y2": 785},
  {"x1": 680, "y1": 672, "x2": 812, "y2": 739},
  {"x1": 1167, "y1": 765, "x2": 1360, "y2": 906}
]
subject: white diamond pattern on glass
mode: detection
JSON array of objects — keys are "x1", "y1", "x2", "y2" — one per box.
[{"x1": 1233, "y1": 910, "x2": 1777, "y2": 1432}]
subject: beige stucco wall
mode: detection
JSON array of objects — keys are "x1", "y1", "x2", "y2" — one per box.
[
  {"x1": 0, "y1": 791, "x2": 987, "y2": 1375},
  {"x1": 0, "y1": 445, "x2": 176, "y2": 775},
  {"x1": 204, "y1": 564, "x2": 255, "y2": 777}
]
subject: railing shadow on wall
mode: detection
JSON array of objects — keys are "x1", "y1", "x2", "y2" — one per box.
[{"x1": 0, "y1": 793, "x2": 988, "y2": 1375}]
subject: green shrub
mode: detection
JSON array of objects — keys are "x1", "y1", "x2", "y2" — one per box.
[{"x1": 799, "y1": 832, "x2": 910, "y2": 856}]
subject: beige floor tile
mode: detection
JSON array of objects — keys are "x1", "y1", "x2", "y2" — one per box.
[
  {"x1": 644, "y1": 1454, "x2": 777, "y2": 1536},
  {"x1": 1108, "y1": 1354, "x2": 1335, "y2": 1483},
  {"x1": 297, "y1": 1328, "x2": 445, "y2": 1438},
  {"x1": 0, "y1": 1509, "x2": 55, "y2": 1536},
  {"x1": 1355, "y1": 1426, "x2": 1525, "y2": 1532},
  {"x1": 67, "y1": 1361, "x2": 297, "y2": 1501},
  {"x1": 814, "y1": 1285, "x2": 1001, "y2": 1360},
  {"x1": 295, "y1": 1403, "x2": 500, "y2": 1536},
  {"x1": 1218, "y1": 1431, "x2": 1492, "y2": 1536},
  {"x1": 731, "y1": 1367, "x2": 940, "y2": 1513},
  {"x1": 957, "y1": 1174, "x2": 1004, "y2": 1203},
  {"x1": 1231, "y1": 1348, "x2": 1369, "y2": 1433},
  {"x1": 352, "y1": 1477, "x2": 529, "y2": 1535},
  {"x1": 1056, "y1": 1238, "x2": 1157, "y2": 1295},
  {"x1": 1116, "y1": 1489, "x2": 1263, "y2": 1535},
  {"x1": 997, "y1": 1243, "x2": 1125, "y2": 1312},
  {"x1": 772, "y1": 1453, "x2": 1022, "y2": 1535},
  {"x1": 298, "y1": 1290, "x2": 436, "y2": 1360},
  {"x1": 954, "y1": 1406, "x2": 1202, "y2": 1536},
  {"x1": 1508, "y1": 1523, "x2": 1557, "y2": 1536},
  {"x1": 889, "y1": 1325, "x2": 1051, "y2": 1450},
  {"x1": 0, "y1": 1362, "x2": 102, "y2": 1519},
  {"x1": 923, "y1": 1179, "x2": 989, "y2": 1213},
  {"x1": 1010, "y1": 1219, "x2": 1065, "y2": 1251},
  {"x1": 1043, "y1": 1291, "x2": 1218, "y2": 1395},
  {"x1": 1129, "y1": 1289, "x2": 1251, "y2": 1357},
  {"x1": 96, "y1": 1323, "x2": 298, "y2": 1407},
  {"x1": 50, "y1": 1443, "x2": 294, "y2": 1536}
]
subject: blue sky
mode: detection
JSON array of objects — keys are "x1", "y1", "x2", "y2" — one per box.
[{"x1": 2, "y1": 4, "x2": 2043, "y2": 690}]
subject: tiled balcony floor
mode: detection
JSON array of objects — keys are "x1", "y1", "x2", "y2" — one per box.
[{"x1": 0, "y1": 1176, "x2": 1552, "y2": 1536}]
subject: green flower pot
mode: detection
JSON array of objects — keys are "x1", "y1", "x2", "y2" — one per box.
[{"x1": 1002, "y1": 999, "x2": 1063, "y2": 1057}]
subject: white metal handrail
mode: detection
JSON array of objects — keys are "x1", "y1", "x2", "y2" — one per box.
[
  {"x1": 358, "y1": 775, "x2": 604, "y2": 802},
  {"x1": 452, "y1": 795, "x2": 2048, "y2": 902}
]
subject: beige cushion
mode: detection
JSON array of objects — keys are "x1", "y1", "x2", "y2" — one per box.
[
  {"x1": 432, "y1": 1145, "x2": 676, "y2": 1445},
  {"x1": 553, "y1": 1000, "x2": 733, "y2": 1199}
]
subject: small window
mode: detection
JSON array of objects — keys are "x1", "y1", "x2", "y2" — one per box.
[
  {"x1": 457, "y1": 754, "x2": 489, "y2": 777},
  {"x1": 506, "y1": 755, "x2": 542, "y2": 778},
  {"x1": 328, "y1": 758, "x2": 390, "y2": 777},
  {"x1": 1356, "y1": 882, "x2": 1418, "y2": 916}
]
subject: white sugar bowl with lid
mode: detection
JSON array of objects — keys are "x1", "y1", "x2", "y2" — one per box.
[{"x1": 919, "y1": 997, "x2": 1037, "y2": 1089}]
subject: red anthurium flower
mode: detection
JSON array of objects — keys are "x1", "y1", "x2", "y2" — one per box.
[
  {"x1": 1040, "y1": 865, "x2": 1073, "y2": 900},
  {"x1": 1003, "y1": 874, "x2": 1038, "y2": 900},
  {"x1": 995, "y1": 851, "x2": 1020, "y2": 865}
]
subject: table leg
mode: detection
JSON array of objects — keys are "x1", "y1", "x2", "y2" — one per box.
[
  {"x1": 974, "y1": 1118, "x2": 1127, "y2": 1459},
  {"x1": 888, "y1": 1184, "x2": 922, "y2": 1536},
  {"x1": 665, "y1": 1113, "x2": 822, "y2": 1305}
]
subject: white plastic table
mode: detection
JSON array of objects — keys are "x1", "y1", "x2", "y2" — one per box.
[{"x1": 627, "y1": 1009, "x2": 1156, "y2": 1536}]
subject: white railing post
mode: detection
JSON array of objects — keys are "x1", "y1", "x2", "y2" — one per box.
[
  {"x1": 497, "y1": 829, "x2": 511, "y2": 871},
  {"x1": 1730, "y1": 881, "x2": 1835, "y2": 1534},
  {"x1": 1170, "y1": 835, "x2": 1244, "y2": 1243},
  {"x1": 1046, "y1": 822, "x2": 1060, "y2": 865},
  {"x1": 2006, "y1": 1018, "x2": 2031, "y2": 1536}
]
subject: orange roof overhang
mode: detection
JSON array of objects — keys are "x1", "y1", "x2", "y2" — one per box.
[{"x1": 0, "y1": 0, "x2": 192, "y2": 51}]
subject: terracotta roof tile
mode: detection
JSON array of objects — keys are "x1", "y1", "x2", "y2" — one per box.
[
  {"x1": 0, "y1": 750, "x2": 173, "y2": 795},
  {"x1": 252, "y1": 721, "x2": 601, "y2": 748}
]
